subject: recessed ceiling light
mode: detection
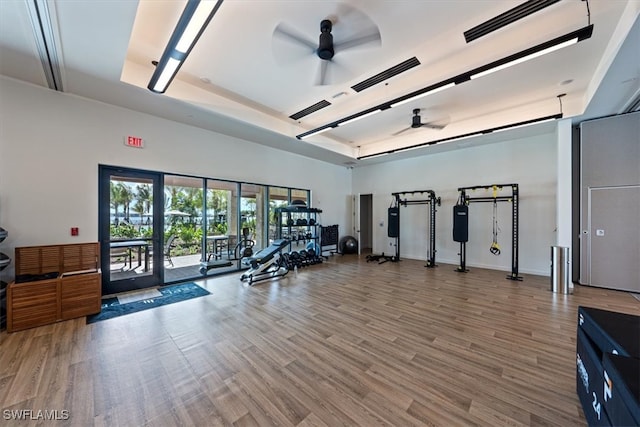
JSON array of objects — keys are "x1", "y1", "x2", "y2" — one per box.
[
  {"x1": 200, "y1": 77, "x2": 211, "y2": 84},
  {"x1": 560, "y1": 79, "x2": 574, "y2": 86}
]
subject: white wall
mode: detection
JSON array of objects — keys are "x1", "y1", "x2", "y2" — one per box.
[
  {"x1": 0, "y1": 77, "x2": 352, "y2": 276},
  {"x1": 353, "y1": 132, "x2": 558, "y2": 276}
]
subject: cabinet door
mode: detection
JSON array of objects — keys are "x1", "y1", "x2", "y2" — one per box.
[
  {"x1": 8, "y1": 280, "x2": 58, "y2": 332},
  {"x1": 60, "y1": 273, "x2": 101, "y2": 319}
]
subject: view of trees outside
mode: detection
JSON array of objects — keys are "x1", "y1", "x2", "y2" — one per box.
[
  {"x1": 110, "y1": 179, "x2": 153, "y2": 239},
  {"x1": 109, "y1": 176, "x2": 308, "y2": 260},
  {"x1": 269, "y1": 187, "x2": 289, "y2": 242}
]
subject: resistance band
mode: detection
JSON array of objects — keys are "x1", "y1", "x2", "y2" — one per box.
[{"x1": 490, "y1": 199, "x2": 501, "y2": 255}]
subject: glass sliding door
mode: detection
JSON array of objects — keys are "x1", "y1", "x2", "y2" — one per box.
[
  {"x1": 163, "y1": 175, "x2": 205, "y2": 283},
  {"x1": 203, "y1": 179, "x2": 240, "y2": 272},
  {"x1": 99, "y1": 166, "x2": 163, "y2": 295},
  {"x1": 268, "y1": 186, "x2": 289, "y2": 244},
  {"x1": 240, "y1": 183, "x2": 266, "y2": 251}
]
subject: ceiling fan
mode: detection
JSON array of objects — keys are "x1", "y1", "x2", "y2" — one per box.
[
  {"x1": 392, "y1": 109, "x2": 450, "y2": 136},
  {"x1": 273, "y1": 12, "x2": 381, "y2": 86}
]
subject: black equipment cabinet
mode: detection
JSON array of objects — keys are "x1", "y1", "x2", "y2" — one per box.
[{"x1": 275, "y1": 206, "x2": 322, "y2": 252}]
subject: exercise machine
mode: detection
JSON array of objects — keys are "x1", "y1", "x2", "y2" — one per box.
[
  {"x1": 199, "y1": 259, "x2": 233, "y2": 275},
  {"x1": 454, "y1": 184, "x2": 522, "y2": 281},
  {"x1": 391, "y1": 189, "x2": 441, "y2": 267},
  {"x1": 240, "y1": 239, "x2": 291, "y2": 286}
]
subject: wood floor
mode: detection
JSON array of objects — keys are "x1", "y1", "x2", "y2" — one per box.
[{"x1": 1, "y1": 255, "x2": 638, "y2": 426}]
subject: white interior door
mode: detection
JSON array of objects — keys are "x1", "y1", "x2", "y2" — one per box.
[{"x1": 588, "y1": 186, "x2": 640, "y2": 292}]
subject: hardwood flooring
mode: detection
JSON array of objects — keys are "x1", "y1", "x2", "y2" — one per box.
[{"x1": 1, "y1": 255, "x2": 638, "y2": 426}]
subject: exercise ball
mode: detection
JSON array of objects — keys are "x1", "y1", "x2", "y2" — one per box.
[{"x1": 339, "y1": 236, "x2": 358, "y2": 254}]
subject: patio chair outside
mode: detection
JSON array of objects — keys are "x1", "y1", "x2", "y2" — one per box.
[{"x1": 164, "y1": 235, "x2": 178, "y2": 267}]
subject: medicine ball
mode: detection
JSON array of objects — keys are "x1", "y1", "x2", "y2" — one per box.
[
  {"x1": 308, "y1": 218, "x2": 316, "y2": 226},
  {"x1": 339, "y1": 236, "x2": 358, "y2": 254}
]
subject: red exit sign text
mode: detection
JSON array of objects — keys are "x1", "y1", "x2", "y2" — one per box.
[{"x1": 124, "y1": 136, "x2": 144, "y2": 148}]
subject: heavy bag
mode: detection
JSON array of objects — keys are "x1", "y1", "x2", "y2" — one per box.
[
  {"x1": 453, "y1": 204, "x2": 468, "y2": 242},
  {"x1": 388, "y1": 207, "x2": 399, "y2": 238}
]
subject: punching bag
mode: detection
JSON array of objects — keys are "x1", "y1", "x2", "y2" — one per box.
[
  {"x1": 388, "y1": 207, "x2": 399, "y2": 238},
  {"x1": 453, "y1": 205, "x2": 468, "y2": 242}
]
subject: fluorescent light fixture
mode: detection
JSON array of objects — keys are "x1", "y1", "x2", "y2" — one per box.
[
  {"x1": 490, "y1": 117, "x2": 557, "y2": 133},
  {"x1": 175, "y1": 2, "x2": 219, "y2": 52},
  {"x1": 463, "y1": 25, "x2": 592, "y2": 84},
  {"x1": 338, "y1": 110, "x2": 381, "y2": 127},
  {"x1": 151, "y1": 58, "x2": 181, "y2": 92},
  {"x1": 299, "y1": 126, "x2": 333, "y2": 139},
  {"x1": 148, "y1": 0, "x2": 224, "y2": 94},
  {"x1": 357, "y1": 113, "x2": 562, "y2": 160},
  {"x1": 470, "y1": 39, "x2": 577, "y2": 80},
  {"x1": 390, "y1": 83, "x2": 455, "y2": 108}
]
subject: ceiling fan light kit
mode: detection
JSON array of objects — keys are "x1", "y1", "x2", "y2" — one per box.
[{"x1": 148, "y1": 0, "x2": 224, "y2": 94}]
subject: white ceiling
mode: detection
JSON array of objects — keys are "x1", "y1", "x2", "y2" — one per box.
[{"x1": 1, "y1": 0, "x2": 639, "y2": 167}]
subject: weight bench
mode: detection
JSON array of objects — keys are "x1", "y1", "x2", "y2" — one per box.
[{"x1": 240, "y1": 239, "x2": 290, "y2": 286}]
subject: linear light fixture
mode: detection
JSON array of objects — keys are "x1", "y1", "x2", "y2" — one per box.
[
  {"x1": 148, "y1": 0, "x2": 224, "y2": 94},
  {"x1": 390, "y1": 83, "x2": 455, "y2": 108},
  {"x1": 299, "y1": 126, "x2": 334, "y2": 140},
  {"x1": 296, "y1": 25, "x2": 592, "y2": 141},
  {"x1": 338, "y1": 109, "x2": 381, "y2": 126},
  {"x1": 470, "y1": 38, "x2": 580, "y2": 80},
  {"x1": 357, "y1": 113, "x2": 562, "y2": 160}
]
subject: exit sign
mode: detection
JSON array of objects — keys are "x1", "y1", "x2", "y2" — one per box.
[{"x1": 124, "y1": 135, "x2": 144, "y2": 148}]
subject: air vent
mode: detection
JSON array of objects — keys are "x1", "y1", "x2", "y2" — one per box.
[
  {"x1": 289, "y1": 100, "x2": 331, "y2": 120},
  {"x1": 464, "y1": 0, "x2": 561, "y2": 43},
  {"x1": 351, "y1": 57, "x2": 421, "y2": 93}
]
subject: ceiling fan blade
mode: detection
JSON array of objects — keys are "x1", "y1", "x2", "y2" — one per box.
[
  {"x1": 315, "y1": 60, "x2": 330, "y2": 86},
  {"x1": 334, "y1": 29, "x2": 381, "y2": 52},
  {"x1": 421, "y1": 122, "x2": 447, "y2": 130},
  {"x1": 392, "y1": 127, "x2": 412, "y2": 136},
  {"x1": 273, "y1": 23, "x2": 317, "y2": 51}
]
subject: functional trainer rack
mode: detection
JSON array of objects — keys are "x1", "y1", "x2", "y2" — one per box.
[
  {"x1": 455, "y1": 183, "x2": 522, "y2": 281},
  {"x1": 392, "y1": 189, "x2": 441, "y2": 267}
]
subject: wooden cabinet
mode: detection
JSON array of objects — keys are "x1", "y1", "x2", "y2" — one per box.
[
  {"x1": 60, "y1": 273, "x2": 101, "y2": 320},
  {"x1": 7, "y1": 242, "x2": 101, "y2": 332},
  {"x1": 7, "y1": 279, "x2": 58, "y2": 332}
]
